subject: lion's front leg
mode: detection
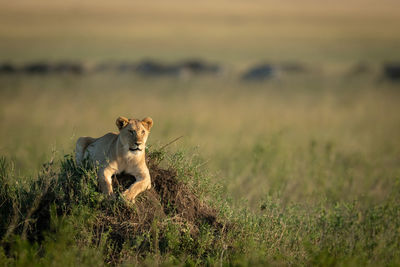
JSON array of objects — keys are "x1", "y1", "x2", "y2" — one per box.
[
  {"x1": 98, "y1": 167, "x2": 115, "y2": 198},
  {"x1": 122, "y1": 170, "x2": 151, "y2": 202}
]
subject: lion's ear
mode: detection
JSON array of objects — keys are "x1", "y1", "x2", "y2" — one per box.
[
  {"x1": 116, "y1": 116, "x2": 129, "y2": 130},
  {"x1": 141, "y1": 117, "x2": 153, "y2": 131}
]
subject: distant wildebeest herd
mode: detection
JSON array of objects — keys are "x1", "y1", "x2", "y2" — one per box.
[
  {"x1": 0, "y1": 59, "x2": 399, "y2": 82},
  {"x1": 0, "y1": 60, "x2": 222, "y2": 77}
]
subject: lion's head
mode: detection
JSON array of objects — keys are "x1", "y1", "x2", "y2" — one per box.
[{"x1": 116, "y1": 116, "x2": 153, "y2": 154}]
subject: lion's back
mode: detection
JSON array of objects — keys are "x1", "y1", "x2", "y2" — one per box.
[{"x1": 77, "y1": 132, "x2": 118, "y2": 165}]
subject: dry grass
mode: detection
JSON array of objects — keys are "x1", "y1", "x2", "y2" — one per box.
[{"x1": 0, "y1": 0, "x2": 399, "y2": 63}]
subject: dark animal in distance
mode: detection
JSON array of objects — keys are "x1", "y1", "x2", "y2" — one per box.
[
  {"x1": 242, "y1": 64, "x2": 277, "y2": 81},
  {"x1": 136, "y1": 60, "x2": 182, "y2": 76},
  {"x1": 383, "y1": 63, "x2": 400, "y2": 81},
  {"x1": 179, "y1": 60, "x2": 221, "y2": 75},
  {"x1": 23, "y1": 62, "x2": 52, "y2": 74},
  {"x1": 22, "y1": 62, "x2": 83, "y2": 74},
  {"x1": 0, "y1": 63, "x2": 16, "y2": 74}
]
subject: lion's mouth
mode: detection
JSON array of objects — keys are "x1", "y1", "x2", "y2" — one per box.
[{"x1": 129, "y1": 147, "x2": 142, "y2": 152}]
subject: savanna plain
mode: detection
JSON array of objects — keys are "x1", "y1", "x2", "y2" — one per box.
[{"x1": 1, "y1": 0, "x2": 400, "y2": 266}]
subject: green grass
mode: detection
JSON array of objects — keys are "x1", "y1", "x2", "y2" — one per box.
[
  {"x1": 1, "y1": 73, "x2": 400, "y2": 265},
  {"x1": 1, "y1": 0, "x2": 400, "y2": 265},
  {"x1": 1, "y1": 148, "x2": 400, "y2": 266}
]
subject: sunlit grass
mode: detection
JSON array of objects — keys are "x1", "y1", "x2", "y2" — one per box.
[{"x1": 1, "y1": 73, "x2": 399, "y2": 209}]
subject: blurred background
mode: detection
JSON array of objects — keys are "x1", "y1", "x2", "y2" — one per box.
[{"x1": 1, "y1": 0, "x2": 400, "y2": 209}]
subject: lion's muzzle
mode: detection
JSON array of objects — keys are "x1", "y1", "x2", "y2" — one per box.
[{"x1": 129, "y1": 142, "x2": 142, "y2": 152}]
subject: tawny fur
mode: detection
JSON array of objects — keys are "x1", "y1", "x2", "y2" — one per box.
[{"x1": 75, "y1": 116, "x2": 153, "y2": 202}]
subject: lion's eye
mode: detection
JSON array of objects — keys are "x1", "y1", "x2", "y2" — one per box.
[{"x1": 141, "y1": 130, "x2": 145, "y2": 135}]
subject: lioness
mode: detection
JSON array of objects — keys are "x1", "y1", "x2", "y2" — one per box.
[{"x1": 75, "y1": 116, "x2": 153, "y2": 202}]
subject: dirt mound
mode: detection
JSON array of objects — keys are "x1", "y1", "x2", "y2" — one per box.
[
  {"x1": 106, "y1": 158, "x2": 219, "y2": 238},
  {"x1": 94, "y1": 158, "x2": 221, "y2": 263}
]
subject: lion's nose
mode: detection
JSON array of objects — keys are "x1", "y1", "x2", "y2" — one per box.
[{"x1": 135, "y1": 142, "x2": 141, "y2": 146}]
